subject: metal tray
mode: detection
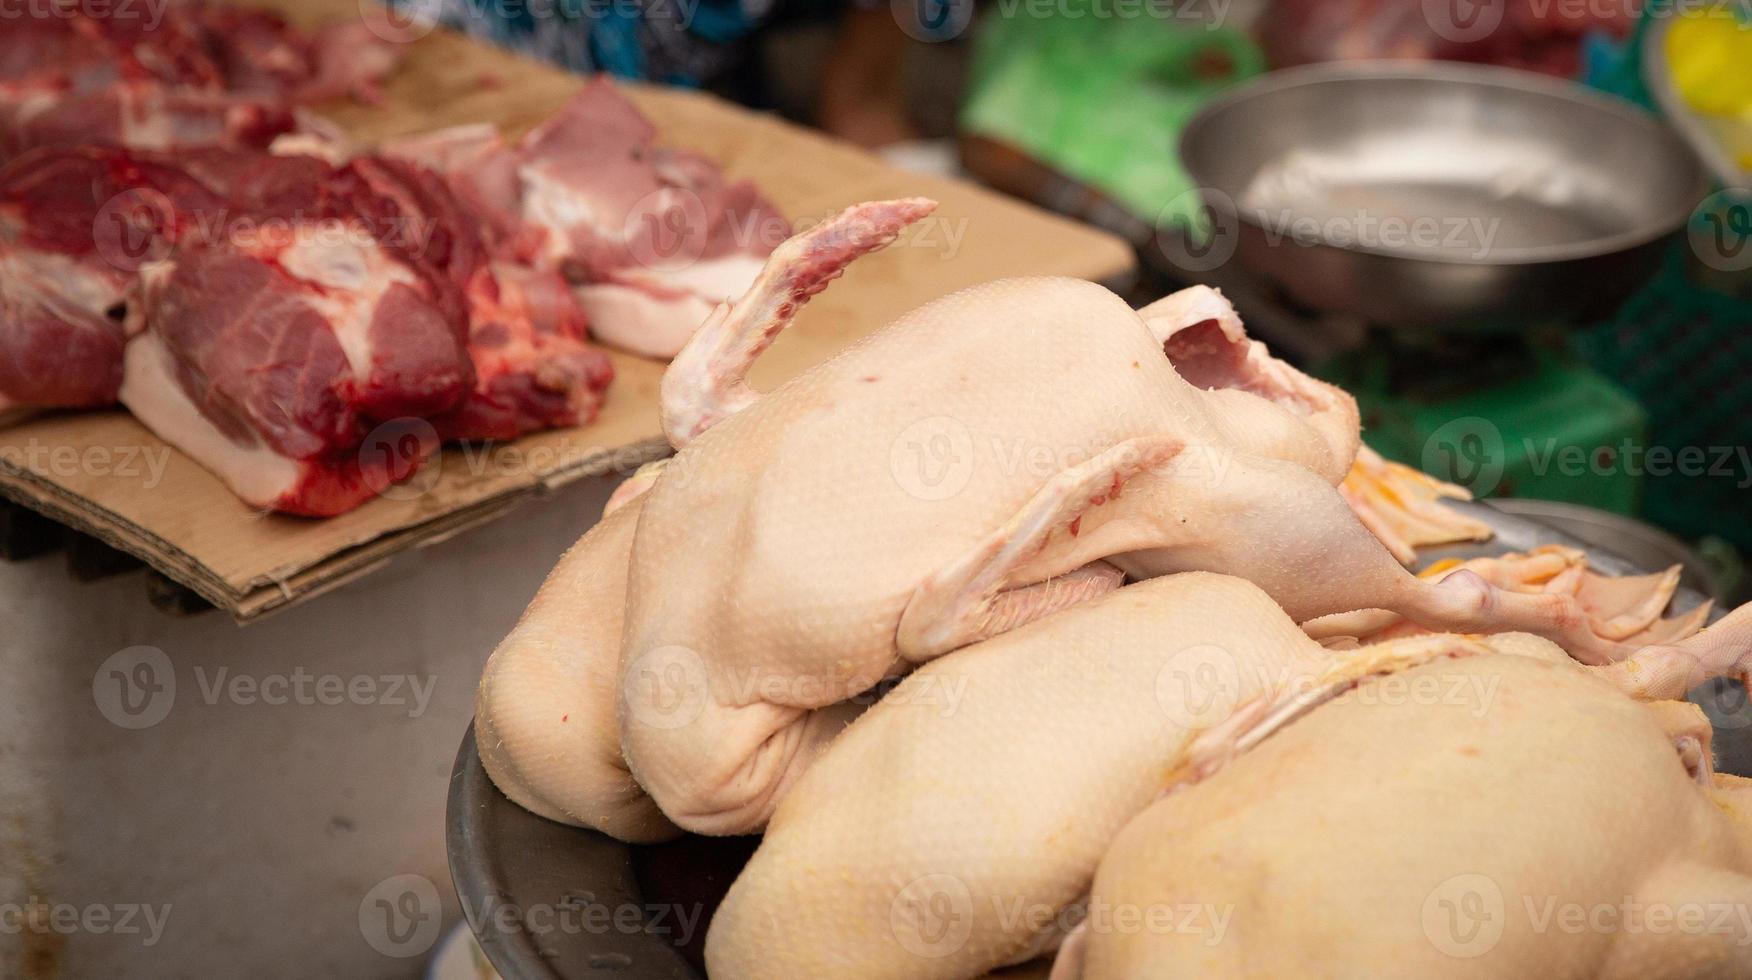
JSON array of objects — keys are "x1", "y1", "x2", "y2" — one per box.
[{"x1": 447, "y1": 500, "x2": 1735, "y2": 980}]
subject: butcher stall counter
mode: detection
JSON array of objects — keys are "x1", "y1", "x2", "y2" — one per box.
[
  {"x1": 0, "y1": 0, "x2": 1134, "y2": 623},
  {"x1": 0, "y1": 5, "x2": 1135, "y2": 980}
]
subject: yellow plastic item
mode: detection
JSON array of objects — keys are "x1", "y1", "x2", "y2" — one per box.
[{"x1": 1665, "y1": 11, "x2": 1752, "y2": 119}]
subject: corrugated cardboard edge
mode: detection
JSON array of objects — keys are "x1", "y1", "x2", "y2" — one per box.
[{"x1": 0, "y1": 435, "x2": 669, "y2": 622}]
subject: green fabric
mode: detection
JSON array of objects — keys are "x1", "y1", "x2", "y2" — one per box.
[{"x1": 960, "y1": 7, "x2": 1264, "y2": 224}]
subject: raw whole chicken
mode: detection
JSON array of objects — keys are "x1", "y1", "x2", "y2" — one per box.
[
  {"x1": 477, "y1": 198, "x2": 1689, "y2": 847},
  {"x1": 626, "y1": 200, "x2": 1679, "y2": 834},
  {"x1": 1055, "y1": 605, "x2": 1752, "y2": 979},
  {"x1": 707, "y1": 589, "x2": 1748, "y2": 980},
  {"x1": 706, "y1": 572, "x2": 1499, "y2": 979}
]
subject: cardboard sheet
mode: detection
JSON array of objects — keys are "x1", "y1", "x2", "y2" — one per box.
[{"x1": 0, "y1": 1, "x2": 1135, "y2": 621}]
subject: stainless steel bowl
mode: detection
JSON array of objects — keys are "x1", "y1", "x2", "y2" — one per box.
[{"x1": 1179, "y1": 62, "x2": 1710, "y2": 333}]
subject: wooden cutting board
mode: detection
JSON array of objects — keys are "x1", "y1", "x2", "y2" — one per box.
[{"x1": 0, "y1": 0, "x2": 1134, "y2": 621}]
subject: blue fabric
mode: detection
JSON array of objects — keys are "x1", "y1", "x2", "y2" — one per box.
[{"x1": 392, "y1": 0, "x2": 764, "y2": 86}]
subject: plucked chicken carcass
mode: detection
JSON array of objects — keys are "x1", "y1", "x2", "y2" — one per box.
[
  {"x1": 1055, "y1": 606, "x2": 1752, "y2": 979},
  {"x1": 386, "y1": 80, "x2": 787, "y2": 359},
  {"x1": 706, "y1": 573, "x2": 1500, "y2": 979},
  {"x1": 707, "y1": 585, "x2": 1745, "y2": 979},
  {"x1": 477, "y1": 198, "x2": 1684, "y2": 845}
]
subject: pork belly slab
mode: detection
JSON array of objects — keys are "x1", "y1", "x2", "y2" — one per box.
[{"x1": 387, "y1": 79, "x2": 785, "y2": 359}]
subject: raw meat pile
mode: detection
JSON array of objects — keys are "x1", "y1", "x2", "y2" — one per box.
[
  {"x1": 1260, "y1": 0, "x2": 1636, "y2": 78},
  {"x1": 0, "y1": 4, "x2": 783, "y2": 516},
  {"x1": 476, "y1": 199, "x2": 1752, "y2": 978},
  {"x1": 0, "y1": 0, "x2": 391, "y2": 158},
  {"x1": 383, "y1": 79, "x2": 788, "y2": 360}
]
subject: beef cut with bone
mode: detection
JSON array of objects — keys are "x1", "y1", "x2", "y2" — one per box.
[{"x1": 478, "y1": 198, "x2": 1676, "y2": 841}]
